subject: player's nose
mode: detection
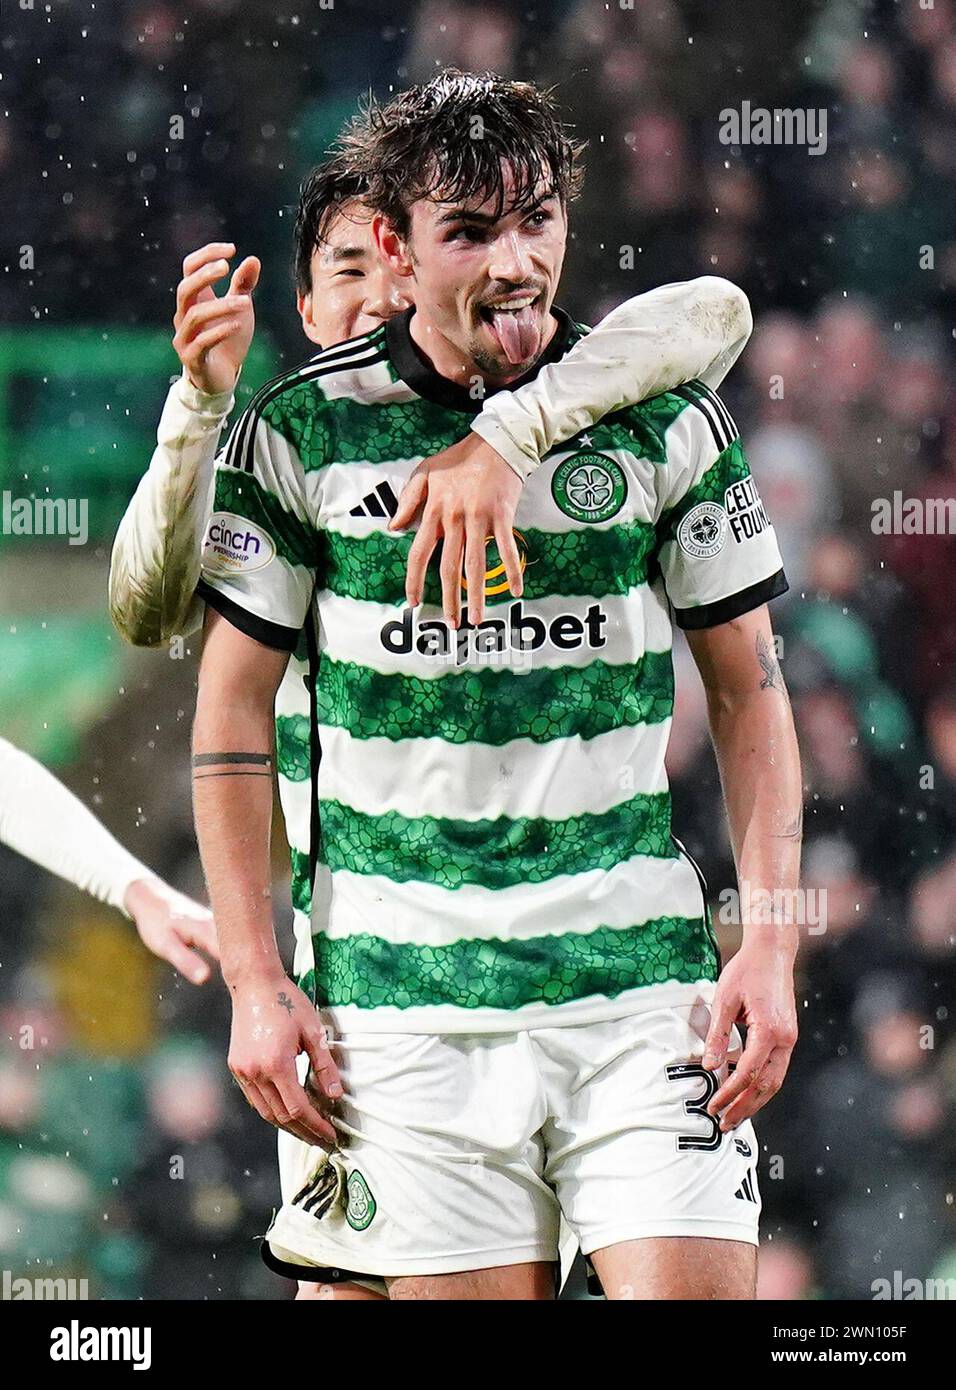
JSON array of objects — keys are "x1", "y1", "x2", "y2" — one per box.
[{"x1": 487, "y1": 229, "x2": 533, "y2": 285}]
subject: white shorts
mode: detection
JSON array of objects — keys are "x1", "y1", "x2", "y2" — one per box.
[{"x1": 265, "y1": 989, "x2": 760, "y2": 1287}]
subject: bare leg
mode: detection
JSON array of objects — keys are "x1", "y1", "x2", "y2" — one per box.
[
  {"x1": 295, "y1": 1280, "x2": 387, "y2": 1301},
  {"x1": 387, "y1": 1261, "x2": 554, "y2": 1301},
  {"x1": 589, "y1": 1238, "x2": 756, "y2": 1300}
]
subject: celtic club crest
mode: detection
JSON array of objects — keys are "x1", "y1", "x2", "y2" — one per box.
[
  {"x1": 551, "y1": 452, "x2": 627, "y2": 523},
  {"x1": 345, "y1": 1170, "x2": 377, "y2": 1230}
]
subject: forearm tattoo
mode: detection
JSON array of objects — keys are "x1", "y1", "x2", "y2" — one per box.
[
  {"x1": 192, "y1": 751, "x2": 273, "y2": 780},
  {"x1": 756, "y1": 632, "x2": 787, "y2": 698}
]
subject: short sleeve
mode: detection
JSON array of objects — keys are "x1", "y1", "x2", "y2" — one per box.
[
  {"x1": 196, "y1": 398, "x2": 321, "y2": 651},
  {"x1": 655, "y1": 383, "x2": 787, "y2": 629}
]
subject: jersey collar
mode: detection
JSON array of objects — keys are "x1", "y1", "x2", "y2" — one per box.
[{"x1": 386, "y1": 305, "x2": 576, "y2": 413}]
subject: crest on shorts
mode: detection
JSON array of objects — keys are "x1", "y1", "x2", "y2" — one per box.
[
  {"x1": 345, "y1": 1169, "x2": 377, "y2": 1230},
  {"x1": 552, "y1": 452, "x2": 627, "y2": 523}
]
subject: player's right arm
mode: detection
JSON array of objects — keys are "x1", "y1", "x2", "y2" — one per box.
[
  {"x1": 193, "y1": 611, "x2": 340, "y2": 1146},
  {"x1": 394, "y1": 276, "x2": 752, "y2": 623},
  {"x1": 192, "y1": 394, "x2": 340, "y2": 1144},
  {"x1": 108, "y1": 243, "x2": 258, "y2": 648}
]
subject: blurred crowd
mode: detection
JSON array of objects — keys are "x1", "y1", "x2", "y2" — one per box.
[{"x1": 2, "y1": 0, "x2": 955, "y2": 1299}]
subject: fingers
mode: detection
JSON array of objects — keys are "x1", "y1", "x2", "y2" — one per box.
[
  {"x1": 230, "y1": 1054, "x2": 338, "y2": 1147},
  {"x1": 178, "y1": 323, "x2": 241, "y2": 382},
  {"x1": 719, "y1": 1046, "x2": 793, "y2": 1130},
  {"x1": 265, "y1": 1072, "x2": 339, "y2": 1148},
  {"x1": 250, "y1": 1077, "x2": 325, "y2": 1147},
  {"x1": 179, "y1": 911, "x2": 220, "y2": 962},
  {"x1": 701, "y1": 989, "x2": 738, "y2": 1072},
  {"x1": 707, "y1": 1026, "x2": 775, "y2": 1129},
  {"x1": 175, "y1": 244, "x2": 257, "y2": 329},
  {"x1": 157, "y1": 932, "x2": 212, "y2": 986},
  {"x1": 174, "y1": 294, "x2": 248, "y2": 347},
  {"x1": 181, "y1": 241, "x2": 236, "y2": 280},
  {"x1": 492, "y1": 517, "x2": 524, "y2": 599},
  {"x1": 404, "y1": 511, "x2": 440, "y2": 608},
  {"x1": 175, "y1": 256, "x2": 233, "y2": 326},
  {"x1": 464, "y1": 523, "x2": 487, "y2": 626},
  {"x1": 228, "y1": 254, "x2": 260, "y2": 297},
  {"x1": 390, "y1": 469, "x2": 428, "y2": 533},
  {"x1": 234, "y1": 1075, "x2": 275, "y2": 1128},
  {"x1": 302, "y1": 1021, "x2": 344, "y2": 1101},
  {"x1": 176, "y1": 319, "x2": 242, "y2": 370},
  {"x1": 439, "y1": 518, "x2": 465, "y2": 629}
]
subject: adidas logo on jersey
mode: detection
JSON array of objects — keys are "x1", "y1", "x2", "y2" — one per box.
[
  {"x1": 350, "y1": 481, "x2": 399, "y2": 519},
  {"x1": 380, "y1": 599, "x2": 608, "y2": 667}
]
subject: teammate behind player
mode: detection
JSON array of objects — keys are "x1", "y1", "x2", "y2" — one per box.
[
  {"x1": 110, "y1": 147, "x2": 756, "y2": 1297},
  {"x1": 111, "y1": 155, "x2": 754, "y2": 646},
  {"x1": 190, "y1": 71, "x2": 800, "y2": 1301}
]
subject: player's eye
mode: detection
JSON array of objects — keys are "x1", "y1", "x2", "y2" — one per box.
[
  {"x1": 448, "y1": 224, "x2": 486, "y2": 244},
  {"x1": 335, "y1": 269, "x2": 365, "y2": 279},
  {"x1": 525, "y1": 208, "x2": 553, "y2": 230}
]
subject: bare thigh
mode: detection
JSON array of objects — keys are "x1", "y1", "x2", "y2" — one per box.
[
  {"x1": 386, "y1": 1261, "x2": 554, "y2": 1301},
  {"x1": 589, "y1": 1237, "x2": 756, "y2": 1300},
  {"x1": 295, "y1": 1280, "x2": 387, "y2": 1301}
]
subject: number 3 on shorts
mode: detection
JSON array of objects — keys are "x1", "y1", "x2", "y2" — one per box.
[{"x1": 665, "y1": 1062, "x2": 723, "y2": 1153}]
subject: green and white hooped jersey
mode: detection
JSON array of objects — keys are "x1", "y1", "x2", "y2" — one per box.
[{"x1": 197, "y1": 308, "x2": 787, "y2": 1034}]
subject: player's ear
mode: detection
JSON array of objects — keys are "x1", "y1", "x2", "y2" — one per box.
[
  {"x1": 296, "y1": 288, "x2": 324, "y2": 346},
  {"x1": 373, "y1": 213, "x2": 414, "y2": 279}
]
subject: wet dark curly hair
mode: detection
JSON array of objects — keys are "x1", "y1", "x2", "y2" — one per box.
[
  {"x1": 292, "y1": 153, "x2": 370, "y2": 296},
  {"x1": 338, "y1": 69, "x2": 585, "y2": 238}
]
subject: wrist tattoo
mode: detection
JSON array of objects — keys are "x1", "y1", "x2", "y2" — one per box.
[
  {"x1": 277, "y1": 991, "x2": 294, "y2": 1014},
  {"x1": 192, "y1": 751, "x2": 273, "y2": 780}
]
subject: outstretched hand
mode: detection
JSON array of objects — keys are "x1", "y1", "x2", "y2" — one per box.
[{"x1": 124, "y1": 876, "x2": 220, "y2": 985}]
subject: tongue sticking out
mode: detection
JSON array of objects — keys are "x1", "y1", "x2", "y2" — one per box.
[{"x1": 487, "y1": 304, "x2": 541, "y2": 366}]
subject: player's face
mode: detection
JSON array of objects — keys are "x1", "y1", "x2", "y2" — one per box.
[
  {"x1": 297, "y1": 199, "x2": 412, "y2": 347},
  {"x1": 397, "y1": 169, "x2": 567, "y2": 382}
]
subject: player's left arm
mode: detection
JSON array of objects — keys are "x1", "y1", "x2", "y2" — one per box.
[
  {"x1": 685, "y1": 606, "x2": 802, "y2": 1130},
  {"x1": 391, "y1": 276, "x2": 752, "y2": 625},
  {"x1": 656, "y1": 388, "x2": 800, "y2": 1130}
]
